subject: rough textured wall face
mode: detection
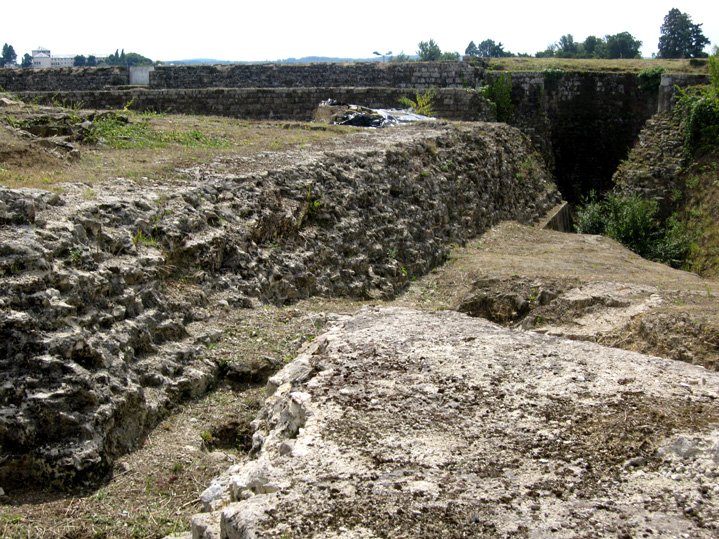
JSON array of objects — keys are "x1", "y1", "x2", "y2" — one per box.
[
  {"x1": 0, "y1": 62, "x2": 482, "y2": 92},
  {"x1": 149, "y1": 62, "x2": 482, "y2": 89},
  {"x1": 17, "y1": 87, "x2": 495, "y2": 122},
  {"x1": 0, "y1": 122, "x2": 559, "y2": 488},
  {"x1": 506, "y1": 72, "x2": 660, "y2": 202},
  {"x1": 0, "y1": 66, "x2": 128, "y2": 91}
]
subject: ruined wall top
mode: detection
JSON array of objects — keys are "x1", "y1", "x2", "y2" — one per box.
[
  {"x1": 147, "y1": 61, "x2": 482, "y2": 89},
  {"x1": 0, "y1": 61, "x2": 484, "y2": 92}
]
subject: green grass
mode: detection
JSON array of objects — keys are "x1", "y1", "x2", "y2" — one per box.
[{"x1": 91, "y1": 113, "x2": 233, "y2": 149}]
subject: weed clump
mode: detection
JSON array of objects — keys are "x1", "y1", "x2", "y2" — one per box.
[
  {"x1": 398, "y1": 88, "x2": 437, "y2": 117},
  {"x1": 89, "y1": 112, "x2": 232, "y2": 149}
]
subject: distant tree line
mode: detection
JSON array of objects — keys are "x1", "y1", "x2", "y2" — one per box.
[
  {"x1": 465, "y1": 40, "x2": 514, "y2": 58},
  {"x1": 75, "y1": 49, "x2": 154, "y2": 67},
  {"x1": 402, "y1": 8, "x2": 711, "y2": 62},
  {"x1": 0, "y1": 43, "x2": 154, "y2": 68},
  {"x1": 535, "y1": 32, "x2": 643, "y2": 59}
]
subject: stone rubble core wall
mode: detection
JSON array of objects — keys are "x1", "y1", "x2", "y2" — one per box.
[
  {"x1": 0, "y1": 122, "x2": 560, "y2": 488},
  {"x1": 193, "y1": 306, "x2": 719, "y2": 539},
  {"x1": 612, "y1": 112, "x2": 685, "y2": 218}
]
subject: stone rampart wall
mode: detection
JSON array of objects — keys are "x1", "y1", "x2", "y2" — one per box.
[
  {"x1": 148, "y1": 61, "x2": 482, "y2": 89},
  {"x1": 0, "y1": 62, "x2": 481, "y2": 92},
  {"x1": 17, "y1": 87, "x2": 493, "y2": 122},
  {"x1": 507, "y1": 71, "x2": 660, "y2": 201},
  {"x1": 7, "y1": 65, "x2": 711, "y2": 203},
  {"x1": 0, "y1": 66, "x2": 128, "y2": 91}
]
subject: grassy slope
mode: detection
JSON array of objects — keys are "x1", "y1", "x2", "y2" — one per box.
[{"x1": 681, "y1": 151, "x2": 719, "y2": 279}]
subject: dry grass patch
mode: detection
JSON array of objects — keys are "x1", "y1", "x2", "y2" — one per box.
[
  {"x1": 0, "y1": 98, "x2": 358, "y2": 190},
  {"x1": 486, "y1": 57, "x2": 708, "y2": 74}
]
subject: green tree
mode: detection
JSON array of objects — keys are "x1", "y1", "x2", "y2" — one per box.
[
  {"x1": 658, "y1": 8, "x2": 710, "y2": 58},
  {"x1": 581, "y1": 35, "x2": 604, "y2": 57},
  {"x1": 2, "y1": 43, "x2": 17, "y2": 65},
  {"x1": 21, "y1": 53, "x2": 33, "y2": 68},
  {"x1": 125, "y1": 52, "x2": 153, "y2": 66},
  {"x1": 106, "y1": 48, "x2": 128, "y2": 65},
  {"x1": 439, "y1": 51, "x2": 460, "y2": 61},
  {"x1": 465, "y1": 41, "x2": 478, "y2": 56},
  {"x1": 475, "y1": 39, "x2": 511, "y2": 58},
  {"x1": 74, "y1": 55, "x2": 87, "y2": 67},
  {"x1": 605, "y1": 32, "x2": 642, "y2": 59},
  {"x1": 417, "y1": 39, "x2": 442, "y2": 61},
  {"x1": 106, "y1": 49, "x2": 119, "y2": 65},
  {"x1": 87, "y1": 55, "x2": 97, "y2": 67},
  {"x1": 709, "y1": 47, "x2": 719, "y2": 95},
  {"x1": 556, "y1": 34, "x2": 578, "y2": 57},
  {"x1": 535, "y1": 43, "x2": 557, "y2": 58}
]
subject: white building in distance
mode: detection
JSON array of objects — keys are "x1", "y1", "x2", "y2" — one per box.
[{"x1": 31, "y1": 46, "x2": 105, "y2": 68}]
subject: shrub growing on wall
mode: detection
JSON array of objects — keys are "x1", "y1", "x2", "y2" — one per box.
[
  {"x1": 481, "y1": 73, "x2": 513, "y2": 122},
  {"x1": 638, "y1": 66, "x2": 666, "y2": 92},
  {"x1": 674, "y1": 51, "x2": 719, "y2": 158}
]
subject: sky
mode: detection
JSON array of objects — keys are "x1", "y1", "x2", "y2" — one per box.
[{"x1": 3, "y1": 1, "x2": 717, "y2": 62}]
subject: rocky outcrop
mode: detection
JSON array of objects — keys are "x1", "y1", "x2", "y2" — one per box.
[
  {"x1": 193, "y1": 306, "x2": 719, "y2": 538},
  {"x1": 0, "y1": 122, "x2": 560, "y2": 488}
]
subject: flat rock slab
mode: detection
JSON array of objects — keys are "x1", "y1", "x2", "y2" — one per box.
[{"x1": 197, "y1": 307, "x2": 719, "y2": 538}]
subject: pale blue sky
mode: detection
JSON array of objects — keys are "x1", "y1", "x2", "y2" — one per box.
[{"x1": 3, "y1": 1, "x2": 717, "y2": 62}]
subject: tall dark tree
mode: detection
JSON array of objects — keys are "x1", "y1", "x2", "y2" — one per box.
[
  {"x1": 87, "y1": 55, "x2": 97, "y2": 66},
  {"x1": 658, "y1": 8, "x2": 710, "y2": 58},
  {"x1": 2, "y1": 43, "x2": 17, "y2": 66},
  {"x1": 465, "y1": 41, "x2": 478, "y2": 57},
  {"x1": 605, "y1": 32, "x2": 642, "y2": 59},
  {"x1": 21, "y1": 53, "x2": 33, "y2": 68},
  {"x1": 74, "y1": 55, "x2": 86, "y2": 67}
]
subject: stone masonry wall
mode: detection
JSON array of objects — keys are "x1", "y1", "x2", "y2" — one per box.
[
  {"x1": 17, "y1": 87, "x2": 493, "y2": 122},
  {"x1": 0, "y1": 66, "x2": 128, "y2": 91},
  {"x1": 506, "y1": 71, "x2": 661, "y2": 201},
  {"x1": 1, "y1": 62, "x2": 481, "y2": 92},
  {"x1": 148, "y1": 61, "x2": 482, "y2": 89}
]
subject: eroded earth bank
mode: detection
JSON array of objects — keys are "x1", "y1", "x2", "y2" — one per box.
[{"x1": 1, "y1": 110, "x2": 719, "y2": 538}]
